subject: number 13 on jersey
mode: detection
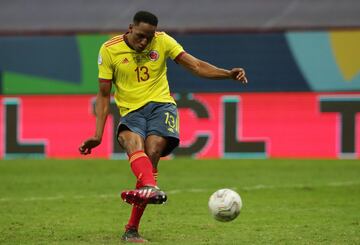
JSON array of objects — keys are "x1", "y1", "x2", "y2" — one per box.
[{"x1": 135, "y1": 66, "x2": 150, "y2": 82}]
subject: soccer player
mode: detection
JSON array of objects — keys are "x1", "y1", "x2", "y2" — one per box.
[{"x1": 79, "y1": 10, "x2": 247, "y2": 243}]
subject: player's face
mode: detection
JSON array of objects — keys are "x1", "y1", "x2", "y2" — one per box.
[{"x1": 129, "y1": 22, "x2": 156, "y2": 52}]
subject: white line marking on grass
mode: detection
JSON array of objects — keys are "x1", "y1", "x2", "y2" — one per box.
[
  {"x1": 24, "y1": 196, "x2": 65, "y2": 201},
  {"x1": 0, "y1": 194, "x2": 116, "y2": 202},
  {"x1": 1, "y1": 181, "x2": 359, "y2": 203}
]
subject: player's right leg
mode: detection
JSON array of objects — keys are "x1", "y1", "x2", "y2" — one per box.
[
  {"x1": 121, "y1": 186, "x2": 167, "y2": 207},
  {"x1": 116, "y1": 110, "x2": 165, "y2": 243},
  {"x1": 123, "y1": 102, "x2": 181, "y2": 206},
  {"x1": 118, "y1": 131, "x2": 166, "y2": 206}
]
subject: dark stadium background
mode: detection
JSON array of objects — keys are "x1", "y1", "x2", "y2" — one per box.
[{"x1": 0, "y1": 0, "x2": 359, "y2": 159}]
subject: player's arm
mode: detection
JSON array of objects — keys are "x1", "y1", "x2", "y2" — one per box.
[
  {"x1": 79, "y1": 79, "x2": 112, "y2": 155},
  {"x1": 176, "y1": 52, "x2": 248, "y2": 84}
]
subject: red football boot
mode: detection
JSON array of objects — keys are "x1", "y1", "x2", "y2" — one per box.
[{"x1": 121, "y1": 186, "x2": 167, "y2": 206}]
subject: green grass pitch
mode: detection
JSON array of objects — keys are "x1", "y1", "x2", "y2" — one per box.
[{"x1": 0, "y1": 159, "x2": 359, "y2": 244}]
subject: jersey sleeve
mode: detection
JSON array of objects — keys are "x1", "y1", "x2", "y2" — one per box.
[
  {"x1": 98, "y1": 44, "x2": 113, "y2": 80},
  {"x1": 163, "y1": 32, "x2": 185, "y2": 60}
]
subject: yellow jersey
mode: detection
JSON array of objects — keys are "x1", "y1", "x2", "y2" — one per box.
[{"x1": 98, "y1": 32, "x2": 184, "y2": 116}]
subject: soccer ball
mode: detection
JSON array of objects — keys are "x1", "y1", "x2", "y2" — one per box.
[{"x1": 208, "y1": 189, "x2": 242, "y2": 222}]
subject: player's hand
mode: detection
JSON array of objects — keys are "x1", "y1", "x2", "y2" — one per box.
[
  {"x1": 230, "y1": 68, "x2": 248, "y2": 84},
  {"x1": 79, "y1": 136, "x2": 101, "y2": 155}
]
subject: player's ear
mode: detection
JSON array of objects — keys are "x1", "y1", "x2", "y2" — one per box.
[{"x1": 128, "y1": 24, "x2": 133, "y2": 32}]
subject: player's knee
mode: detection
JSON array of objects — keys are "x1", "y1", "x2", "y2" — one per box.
[
  {"x1": 118, "y1": 134, "x2": 143, "y2": 153},
  {"x1": 146, "y1": 147, "x2": 162, "y2": 160},
  {"x1": 117, "y1": 134, "x2": 127, "y2": 148}
]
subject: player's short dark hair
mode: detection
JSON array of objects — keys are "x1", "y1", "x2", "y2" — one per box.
[{"x1": 133, "y1": 11, "x2": 158, "y2": 26}]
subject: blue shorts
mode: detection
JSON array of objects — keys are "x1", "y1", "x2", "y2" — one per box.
[{"x1": 116, "y1": 102, "x2": 180, "y2": 156}]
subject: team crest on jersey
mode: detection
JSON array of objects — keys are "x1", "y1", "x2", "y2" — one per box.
[{"x1": 149, "y1": 50, "x2": 159, "y2": 61}]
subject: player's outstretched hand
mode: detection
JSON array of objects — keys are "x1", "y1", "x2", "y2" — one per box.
[
  {"x1": 79, "y1": 136, "x2": 101, "y2": 155},
  {"x1": 230, "y1": 68, "x2": 248, "y2": 84}
]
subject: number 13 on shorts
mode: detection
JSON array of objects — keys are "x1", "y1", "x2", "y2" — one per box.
[{"x1": 164, "y1": 111, "x2": 179, "y2": 133}]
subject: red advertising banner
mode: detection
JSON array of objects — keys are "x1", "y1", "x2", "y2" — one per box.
[{"x1": 0, "y1": 93, "x2": 359, "y2": 159}]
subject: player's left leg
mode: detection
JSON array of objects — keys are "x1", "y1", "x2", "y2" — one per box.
[
  {"x1": 124, "y1": 166, "x2": 158, "y2": 231},
  {"x1": 145, "y1": 134, "x2": 168, "y2": 169},
  {"x1": 145, "y1": 102, "x2": 180, "y2": 160}
]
